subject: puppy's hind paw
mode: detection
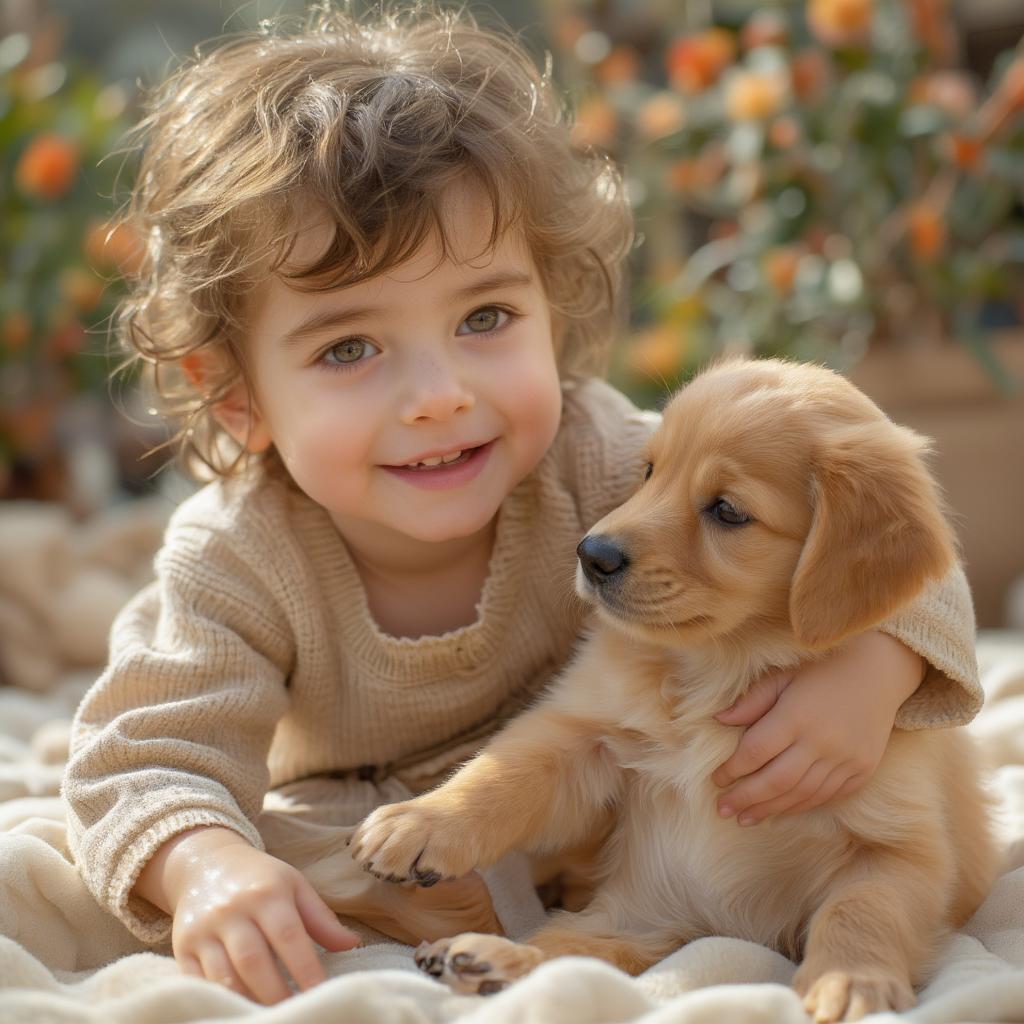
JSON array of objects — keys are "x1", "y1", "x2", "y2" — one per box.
[
  {"x1": 797, "y1": 968, "x2": 915, "y2": 1023},
  {"x1": 415, "y1": 934, "x2": 544, "y2": 995}
]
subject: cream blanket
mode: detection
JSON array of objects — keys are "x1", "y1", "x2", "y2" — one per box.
[{"x1": 1, "y1": 499, "x2": 1023, "y2": 1022}]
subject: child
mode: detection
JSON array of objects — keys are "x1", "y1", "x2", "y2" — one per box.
[{"x1": 62, "y1": 2, "x2": 983, "y2": 1008}]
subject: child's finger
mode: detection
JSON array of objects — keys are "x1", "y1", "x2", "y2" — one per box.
[
  {"x1": 715, "y1": 744, "x2": 808, "y2": 818},
  {"x1": 178, "y1": 953, "x2": 204, "y2": 979},
  {"x1": 711, "y1": 715, "x2": 792, "y2": 788},
  {"x1": 832, "y1": 771, "x2": 868, "y2": 802},
  {"x1": 222, "y1": 919, "x2": 292, "y2": 1005},
  {"x1": 731, "y1": 757, "x2": 836, "y2": 825},
  {"x1": 194, "y1": 937, "x2": 257, "y2": 1002},
  {"x1": 294, "y1": 877, "x2": 361, "y2": 952},
  {"x1": 713, "y1": 670, "x2": 791, "y2": 726},
  {"x1": 258, "y1": 901, "x2": 330, "y2": 994},
  {"x1": 779, "y1": 762, "x2": 856, "y2": 817}
]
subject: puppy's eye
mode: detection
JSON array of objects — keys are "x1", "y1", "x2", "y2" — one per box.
[
  {"x1": 707, "y1": 498, "x2": 751, "y2": 526},
  {"x1": 643, "y1": 462, "x2": 653, "y2": 482}
]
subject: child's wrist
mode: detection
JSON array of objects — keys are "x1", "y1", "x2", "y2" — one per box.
[
  {"x1": 857, "y1": 630, "x2": 926, "y2": 706},
  {"x1": 134, "y1": 825, "x2": 250, "y2": 914}
]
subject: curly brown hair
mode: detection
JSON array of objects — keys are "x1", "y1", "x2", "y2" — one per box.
[{"x1": 114, "y1": 2, "x2": 634, "y2": 480}]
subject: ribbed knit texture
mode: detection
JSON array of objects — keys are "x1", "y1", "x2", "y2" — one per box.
[{"x1": 61, "y1": 377, "x2": 982, "y2": 943}]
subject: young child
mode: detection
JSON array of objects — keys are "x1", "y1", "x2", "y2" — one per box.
[{"x1": 62, "y1": 3, "x2": 983, "y2": 1008}]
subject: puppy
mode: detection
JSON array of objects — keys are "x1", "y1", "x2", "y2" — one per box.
[{"x1": 350, "y1": 358, "x2": 999, "y2": 1023}]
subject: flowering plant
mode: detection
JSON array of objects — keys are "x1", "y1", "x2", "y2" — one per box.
[
  {"x1": 0, "y1": 24, "x2": 140, "y2": 500},
  {"x1": 549, "y1": 0, "x2": 1024, "y2": 401}
]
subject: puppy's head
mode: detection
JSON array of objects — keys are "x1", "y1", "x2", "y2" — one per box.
[{"x1": 577, "y1": 358, "x2": 956, "y2": 652}]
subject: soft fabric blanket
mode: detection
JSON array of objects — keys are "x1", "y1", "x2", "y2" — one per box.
[{"x1": 1, "y1": 498, "x2": 1023, "y2": 1023}]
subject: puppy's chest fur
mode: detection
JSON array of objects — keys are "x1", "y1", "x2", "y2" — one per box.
[{"x1": 559, "y1": 634, "x2": 853, "y2": 952}]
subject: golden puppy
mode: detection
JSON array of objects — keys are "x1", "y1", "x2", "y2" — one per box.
[{"x1": 350, "y1": 358, "x2": 999, "y2": 1022}]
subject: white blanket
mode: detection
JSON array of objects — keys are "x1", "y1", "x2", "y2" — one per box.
[{"x1": 1, "y1": 498, "x2": 1023, "y2": 1022}]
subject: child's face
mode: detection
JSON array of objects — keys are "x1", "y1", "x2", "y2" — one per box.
[{"x1": 234, "y1": 187, "x2": 563, "y2": 547}]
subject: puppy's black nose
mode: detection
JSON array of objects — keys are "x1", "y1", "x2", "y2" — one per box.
[{"x1": 577, "y1": 535, "x2": 629, "y2": 585}]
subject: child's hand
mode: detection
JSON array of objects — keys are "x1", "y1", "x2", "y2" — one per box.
[
  {"x1": 157, "y1": 827, "x2": 360, "y2": 1004},
  {"x1": 710, "y1": 631, "x2": 924, "y2": 825}
]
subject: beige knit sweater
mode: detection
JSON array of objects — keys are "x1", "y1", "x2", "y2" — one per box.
[{"x1": 62, "y1": 377, "x2": 982, "y2": 944}]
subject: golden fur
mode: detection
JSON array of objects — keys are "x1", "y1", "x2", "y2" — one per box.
[{"x1": 350, "y1": 358, "x2": 1000, "y2": 1022}]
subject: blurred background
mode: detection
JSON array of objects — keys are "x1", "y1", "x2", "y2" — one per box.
[{"x1": 1, "y1": 0, "x2": 1022, "y2": 633}]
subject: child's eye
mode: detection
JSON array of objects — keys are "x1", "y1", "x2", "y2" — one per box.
[
  {"x1": 456, "y1": 305, "x2": 517, "y2": 336},
  {"x1": 319, "y1": 337, "x2": 380, "y2": 371}
]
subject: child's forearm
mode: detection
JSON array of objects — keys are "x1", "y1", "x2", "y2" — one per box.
[
  {"x1": 133, "y1": 825, "x2": 252, "y2": 914},
  {"x1": 854, "y1": 629, "x2": 926, "y2": 708}
]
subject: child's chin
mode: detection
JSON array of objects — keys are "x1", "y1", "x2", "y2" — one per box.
[{"x1": 399, "y1": 509, "x2": 496, "y2": 545}]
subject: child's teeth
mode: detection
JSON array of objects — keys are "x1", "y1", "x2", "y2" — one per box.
[{"x1": 407, "y1": 449, "x2": 465, "y2": 469}]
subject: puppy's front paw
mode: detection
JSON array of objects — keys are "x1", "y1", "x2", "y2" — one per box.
[
  {"x1": 415, "y1": 934, "x2": 544, "y2": 995},
  {"x1": 795, "y1": 967, "x2": 915, "y2": 1023},
  {"x1": 349, "y1": 797, "x2": 480, "y2": 885}
]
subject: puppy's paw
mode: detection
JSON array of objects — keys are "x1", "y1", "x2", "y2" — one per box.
[
  {"x1": 414, "y1": 934, "x2": 544, "y2": 995},
  {"x1": 795, "y1": 967, "x2": 915, "y2": 1023},
  {"x1": 349, "y1": 797, "x2": 480, "y2": 885}
]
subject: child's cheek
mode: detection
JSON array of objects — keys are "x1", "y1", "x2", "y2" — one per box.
[
  {"x1": 499, "y1": 352, "x2": 563, "y2": 469},
  {"x1": 272, "y1": 400, "x2": 377, "y2": 501}
]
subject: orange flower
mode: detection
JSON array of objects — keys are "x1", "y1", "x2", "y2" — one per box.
[
  {"x1": 769, "y1": 116, "x2": 802, "y2": 149},
  {"x1": 667, "y1": 29, "x2": 736, "y2": 93},
  {"x1": 60, "y1": 267, "x2": 106, "y2": 313},
  {"x1": 2, "y1": 312, "x2": 32, "y2": 353},
  {"x1": 907, "y1": 203, "x2": 947, "y2": 262},
  {"x1": 636, "y1": 92, "x2": 686, "y2": 140},
  {"x1": 5, "y1": 401, "x2": 55, "y2": 454},
  {"x1": 791, "y1": 49, "x2": 831, "y2": 104},
  {"x1": 762, "y1": 246, "x2": 803, "y2": 294},
  {"x1": 905, "y1": 0, "x2": 956, "y2": 63},
  {"x1": 15, "y1": 134, "x2": 80, "y2": 200},
  {"x1": 667, "y1": 159, "x2": 700, "y2": 193},
  {"x1": 741, "y1": 12, "x2": 789, "y2": 52},
  {"x1": 666, "y1": 146, "x2": 727, "y2": 194},
  {"x1": 84, "y1": 220, "x2": 145, "y2": 277},
  {"x1": 708, "y1": 220, "x2": 739, "y2": 241},
  {"x1": 595, "y1": 45, "x2": 641, "y2": 85},
  {"x1": 807, "y1": 0, "x2": 874, "y2": 47},
  {"x1": 48, "y1": 321, "x2": 87, "y2": 358},
  {"x1": 624, "y1": 324, "x2": 687, "y2": 381},
  {"x1": 943, "y1": 134, "x2": 984, "y2": 172},
  {"x1": 554, "y1": 13, "x2": 589, "y2": 51},
  {"x1": 725, "y1": 70, "x2": 788, "y2": 121}
]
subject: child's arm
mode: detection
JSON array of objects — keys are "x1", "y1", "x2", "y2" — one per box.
[
  {"x1": 710, "y1": 565, "x2": 981, "y2": 825},
  {"x1": 133, "y1": 825, "x2": 357, "y2": 1004},
  {"x1": 62, "y1": 494, "x2": 302, "y2": 948},
  {"x1": 711, "y1": 630, "x2": 921, "y2": 824}
]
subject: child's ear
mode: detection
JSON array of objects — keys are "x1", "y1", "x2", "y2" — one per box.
[
  {"x1": 180, "y1": 351, "x2": 273, "y2": 454},
  {"x1": 789, "y1": 422, "x2": 957, "y2": 650}
]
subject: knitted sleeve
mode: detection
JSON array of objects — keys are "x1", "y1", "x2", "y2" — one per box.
[
  {"x1": 881, "y1": 563, "x2": 982, "y2": 730},
  {"x1": 62, "y1": 501, "x2": 295, "y2": 944}
]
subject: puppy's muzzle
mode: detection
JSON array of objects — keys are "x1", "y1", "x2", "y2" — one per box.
[{"x1": 577, "y1": 535, "x2": 629, "y2": 587}]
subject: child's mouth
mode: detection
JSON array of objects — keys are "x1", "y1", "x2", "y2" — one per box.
[{"x1": 382, "y1": 441, "x2": 494, "y2": 491}]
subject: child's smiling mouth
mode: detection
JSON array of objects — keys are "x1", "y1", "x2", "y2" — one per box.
[{"x1": 381, "y1": 440, "x2": 496, "y2": 490}]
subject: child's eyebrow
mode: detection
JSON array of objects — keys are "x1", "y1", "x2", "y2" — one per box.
[{"x1": 278, "y1": 269, "x2": 535, "y2": 348}]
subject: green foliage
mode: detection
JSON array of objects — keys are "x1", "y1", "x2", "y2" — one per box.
[
  {"x1": 0, "y1": 30, "x2": 136, "y2": 484},
  {"x1": 546, "y1": 0, "x2": 1024, "y2": 405}
]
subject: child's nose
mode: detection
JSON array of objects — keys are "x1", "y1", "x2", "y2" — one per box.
[{"x1": 398, "y1": 360, "x2": 476, "y2": 423}]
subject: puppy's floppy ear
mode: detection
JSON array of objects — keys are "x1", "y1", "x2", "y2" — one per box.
[{"x1": 790, "y1": 422, "x2": 956, "y2": 650}]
